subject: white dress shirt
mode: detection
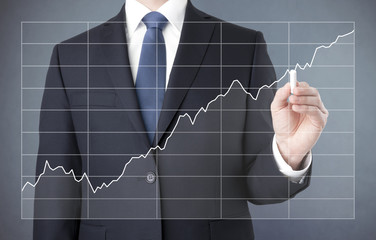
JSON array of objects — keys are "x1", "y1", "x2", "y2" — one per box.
[
  {"x1": 125, "y1": 0, "x2": 186, "y2": 87},
  {"x1": 124, "y1": 0, "x2": 311, "y2": 182}
]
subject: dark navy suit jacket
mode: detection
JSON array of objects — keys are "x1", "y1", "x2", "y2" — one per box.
[{"x1": 33, "y1": 1, "x2": 311, "y2": 239}]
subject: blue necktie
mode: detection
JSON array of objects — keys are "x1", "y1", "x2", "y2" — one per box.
[{"x1": 135, "y1": 12, "x2": 168, "y2": 144}]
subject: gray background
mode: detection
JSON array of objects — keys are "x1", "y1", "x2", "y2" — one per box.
[{"x1": 1, "y1": 0, "x2": 375, "y2": 239}]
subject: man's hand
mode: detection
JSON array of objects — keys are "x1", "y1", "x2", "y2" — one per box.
[{"x1": 271, "y1": 81, "x2": 329, "y2": 170}]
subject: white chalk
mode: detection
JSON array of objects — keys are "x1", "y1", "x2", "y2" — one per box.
[{"x1": 289, "y1": 70, "x2": 297, "y2": 94}]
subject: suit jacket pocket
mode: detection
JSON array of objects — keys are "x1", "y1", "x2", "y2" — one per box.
[
  {"x1": 69, "y1": 91, "x2": 117, "y2": 108},
  {"x1": 78, "y1": 223, "x2": 106, "y2": 240}
]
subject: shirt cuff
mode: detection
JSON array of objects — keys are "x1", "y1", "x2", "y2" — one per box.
[{"x1": 272, "y1": 134, "x2": 312, "y2": 184}]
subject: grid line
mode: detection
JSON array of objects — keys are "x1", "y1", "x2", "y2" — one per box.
[{"x1": 21, "y1": 21, "x2": 356, "y2": 220}]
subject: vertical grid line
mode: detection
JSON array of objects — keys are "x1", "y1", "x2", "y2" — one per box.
[
  {"x1": 20, "y1": 21, "x2": 23, "y2": 218},
  {"x1": 352, "y1": 22, "x2": 356, "y2": 219},
  {"x1": 220, "y1": 22, "x2": 223, "y2": 219},
  {"x1": 86, "y1": 22, "x2": 90, "y2": 219},
  {"x1": 155, "y1": 25, "x2": 159, "y2": 219},
  {"x1": 287, "y1": 21, "x2": 291, "y2": 219}
]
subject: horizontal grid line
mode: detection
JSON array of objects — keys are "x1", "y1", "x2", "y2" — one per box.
[
  {"x1": 21, "y1": 21, "x2": 356, "y2": 23},
  {"x1": 21, "y1": 87, "x2": 356, "y2": 90},
  {"x1": 21, "y1": 217, "x2": 356, "y2": 220},
  {"x1": 21, "y1": 42, "x2": 355, "y2": 45},
  {"x1": 22, "y1": 153, "x2": 355, "y2": 156},
  {"x1": 22, "y1": 198, "x2": 355, "y2": 200},
  {"x1": 21, "y1": 131, "x2": 354, "y2": 134},
  {"x1": 21, "y1": 175, "x2": 355, "y2": 178},
  {"x1": 21, "y1": 108, "x2": 355, "y2": 112},
  {"x1": 21, "y1": 64, "x2": 355, "y2": 68}
]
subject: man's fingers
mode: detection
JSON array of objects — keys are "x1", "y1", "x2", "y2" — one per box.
[
  {"x1": 293, "y1": 86, "x2": 318, "y2": 96},
  {"x1": 291, "y1": 85, "x2": 328, "y2": 115},
  {"x1": 271, "y1": 82, "x2": 291, "y2": 111},
  {"x1": 290, "y1": 95, "x2": 322, "y2": 108},
  {"x1": 296, "y1": 81, "x2": 309, "y2": 88},
  {"x1": 291, "y1": 104, "x2": 327, "y2": 128}
]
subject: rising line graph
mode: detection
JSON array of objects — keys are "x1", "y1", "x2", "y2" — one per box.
[{"x1": 21, "y1": 29, "x2": 355, "y2": 193}]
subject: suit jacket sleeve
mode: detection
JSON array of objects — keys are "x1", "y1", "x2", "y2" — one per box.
[
  {"x1": 33, "y1": 45, "x2": 81, "y2": 240},
  {"x1": 243, "y1": 31, "x2": 312, "y2": 205}
]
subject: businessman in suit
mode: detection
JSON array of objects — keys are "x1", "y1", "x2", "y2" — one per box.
[{"x1": 33, "y1": 0, "x2": 328, "y2": 239}]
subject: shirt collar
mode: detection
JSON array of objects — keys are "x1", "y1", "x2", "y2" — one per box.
[{"x1": 125, "y1": 0, "x2": 187, "y2": 38}]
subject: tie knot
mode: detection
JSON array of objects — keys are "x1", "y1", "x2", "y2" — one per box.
[{"x1": 142, "y1": 11, "x2": 168, "y2": 30}]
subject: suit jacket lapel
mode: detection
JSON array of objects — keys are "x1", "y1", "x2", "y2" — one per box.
[
  {"x1": 155, "y1": 1, "x2": 216, "y2": 146},
  {"x1": 99, "y1": 5, "x2": 150, "y2": 148}
]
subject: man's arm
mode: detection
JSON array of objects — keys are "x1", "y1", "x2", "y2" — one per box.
[{"x1": 243, "y1": 31, "x2": 312, "y2": 205}]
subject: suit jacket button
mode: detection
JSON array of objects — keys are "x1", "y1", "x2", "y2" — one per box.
[{"x1": 146, "y1": 172, "x2": 156, "y2": 184}]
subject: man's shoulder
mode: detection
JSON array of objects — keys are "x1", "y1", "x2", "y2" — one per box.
[
  {"x1": 59, "y1": 22, "x2": 104, "y2": 45},
  {"x1": 53, "y1": 17, "x2": 115, "y2": 62}
]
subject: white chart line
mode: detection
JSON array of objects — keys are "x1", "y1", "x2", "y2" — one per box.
[{"x1": 21, "y1": 29, "x2": 355, "y2": 193}]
